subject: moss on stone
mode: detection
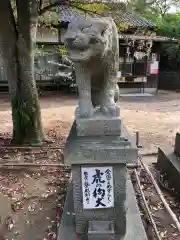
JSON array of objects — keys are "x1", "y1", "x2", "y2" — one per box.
[{"x1": 11, "y1": 94, "x2": 43, "y2": 144}]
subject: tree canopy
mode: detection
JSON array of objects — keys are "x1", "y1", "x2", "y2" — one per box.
[
  {"x1": 123, "y1": 0, "x2": 180, "y2": 71},
  {"x1": 127, "y1": 0, "x2": 180, "y2": 17}
]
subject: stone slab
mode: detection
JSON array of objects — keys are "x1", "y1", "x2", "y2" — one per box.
[
  {"x1": 157, "y1": 147, "x2": 180, "y2": 196},
  {"x1": 174, "y1": 132, "x2": 180, "y2": 157},
  {"x1": 76, "y1": 117, "x2": 121, "y2": 137},
  {"x1": 64, "y1": 121, "x2": 138, "y2": 166},
  {"x1": 57, "y1": 175, "x2": 148, "y2": 240},
  {"x1": 76, "y1": 106, "x2": 121, "y2": 137},
  {"x1": 88, "y1": 221, "x2": 115, "y2": 240}
]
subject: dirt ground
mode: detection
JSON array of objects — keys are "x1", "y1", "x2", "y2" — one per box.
[
  {"x1": 0, "y1": 90, "x2": 180, "y2": 239},
  {"x1": 132, "y1": 166, "x2": 180, "y2": 240},
  {"x1": 1, "y1": 90, "x2": 180, "y2": 150}
]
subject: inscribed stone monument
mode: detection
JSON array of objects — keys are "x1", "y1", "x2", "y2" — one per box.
[{"x1": 61, "y1": 16, "x2": 140, "y2": 240}]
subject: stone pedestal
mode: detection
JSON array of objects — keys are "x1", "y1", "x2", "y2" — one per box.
[
  {"x1": 64, "y1": 122, "x2": 138, "y2": 166},
  {"x1": 157, "y1": 132, "x2": 180, "y2": 196},
  {"x1": 58, "y1": 176, "x2": 148, "y2": 240},
  {"x1": 64, "y1": 121, "x2": 138, "y2": 238}
]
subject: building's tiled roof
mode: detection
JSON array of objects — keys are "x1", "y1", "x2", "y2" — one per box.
[
  {"x1": 58, "y1": 6, "x2": 91, "y2": 22},
  {"x1": 114, "y1": 12, "x2": 155, "y2": 29},
  {"x1": 58, "y1": 5, "x2": 155, "y2": 29}
]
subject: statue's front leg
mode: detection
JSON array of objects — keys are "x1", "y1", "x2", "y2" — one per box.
[
  {"x1": 74, "y1": 63, "x2": 94, "y2": 118},
  {"x1": 100, "y1": 77, "x2": 117, "y2": 117}
]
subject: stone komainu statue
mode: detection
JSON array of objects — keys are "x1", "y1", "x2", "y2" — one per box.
[{"x1": 64, "y1": 17, "x2": 119, "y2": 118}]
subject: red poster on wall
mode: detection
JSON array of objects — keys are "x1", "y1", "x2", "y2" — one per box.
[{"x1": 150, "y1": 61, "x2": 159, "y2": 75}]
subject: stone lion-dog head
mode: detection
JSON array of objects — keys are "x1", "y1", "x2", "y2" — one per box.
[{"x1": 63, "y1": 17, "x2": 114, "y2": 62}]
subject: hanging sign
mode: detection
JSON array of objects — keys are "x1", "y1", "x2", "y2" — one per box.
[
  {"x1": 150, "y1": 61, "x2": 159, "y2": 74},
  {"x1": 151, "y1": 53, "x2": 157, "y2": 61},
  {"x1": 117, "y1": 71, "x2": 121, "y2": 78}
]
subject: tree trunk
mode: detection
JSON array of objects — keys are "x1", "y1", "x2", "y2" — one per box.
[{"x1": 0, "y1": 0, "x2": 44, "y2": 144}]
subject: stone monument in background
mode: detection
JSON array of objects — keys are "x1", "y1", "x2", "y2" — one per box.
[{"x1": 58, "y1": 16, "x2": 147, "y2": 240}]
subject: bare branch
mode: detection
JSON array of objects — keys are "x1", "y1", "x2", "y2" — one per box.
[{"x1": 38, "y1": 0, "x2": 43, "y2": 11}]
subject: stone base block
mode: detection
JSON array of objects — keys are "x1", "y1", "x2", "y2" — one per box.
[
  {"x1": 76, "y1": 116, "x2": 121, "y2": 137},
  {"x1": 57, "y1": 175, "x2": 147, "y2": 240},
  {"x1": 75, "y1": 106, "x2": 121, "y2": 137},
  {"x1": 88, "y1": 221, "x2": 115, "y2": 240},
  {"x1": 174, "y1": 132, "x2": 180, "y2": 157},
  {"x1": 157, "y1": 147, "x2": 180, "y2": 196}
]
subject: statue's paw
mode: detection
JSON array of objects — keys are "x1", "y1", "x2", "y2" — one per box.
[
  {"x1": 79, "y1": 100, "x2": 94, "y2": 118},
  {"x1": 101, "y1": 105, "x2": 117, "y2": 117}
]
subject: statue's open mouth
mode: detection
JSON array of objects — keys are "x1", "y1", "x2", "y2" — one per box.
[{"x1": 68, "y1": 48, "x2": 91, "y2": 61}]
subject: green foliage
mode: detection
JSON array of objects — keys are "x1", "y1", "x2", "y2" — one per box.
[
  {"x1": 127, "y1": 0, "x2": 153, "y2": 15},
  {"x1": 74, "y1": 2, "x2": 111, "y2": 15},
  {"x1": 56, "y1": 45, "x2": 68, "y2": 56},
  {"x1": 34, "y1": 44, "x2": 68, "y2": 58},
  {"x1": 127, "y1": 0, "x2": 180, "y2": 17},
  {"x1": 117, "y1": 23, "x2": 129, "y2": 32},
  {"x1": 38, "y1": 9, "x2": 59, "y2": 35},
  {"x1": 156, "y1": 12, "x2": 180, "y2": 38},
  {"x1": 155, "y1": 12, "x2": 180, "y2": 70}
]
